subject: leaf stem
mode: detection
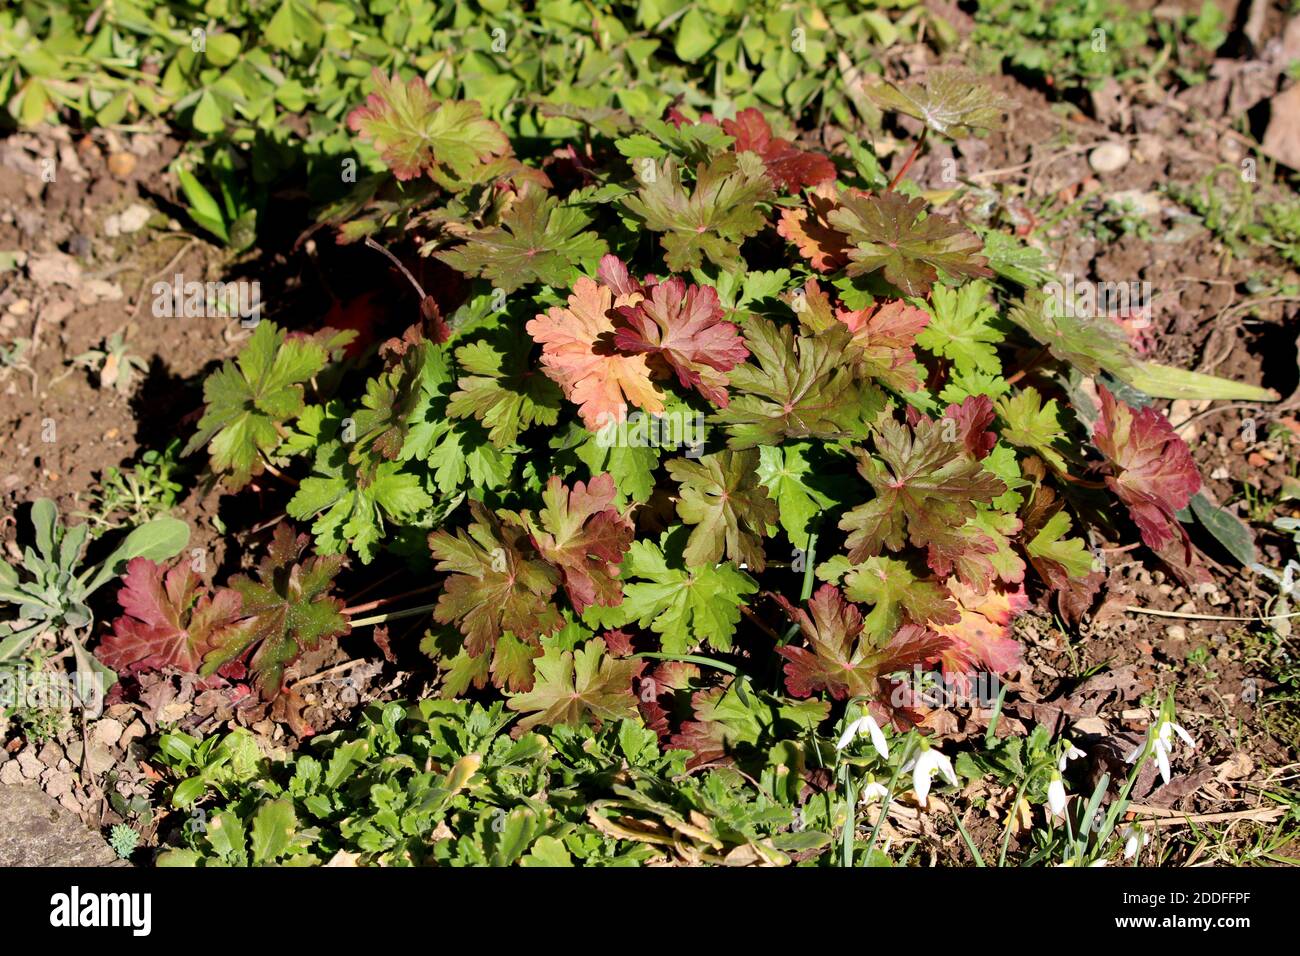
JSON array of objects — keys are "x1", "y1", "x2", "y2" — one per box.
[
  {"x1": 342, "y1": 584, "x2": 440, "y2": 616},
  {"x1": 886, "y1": 127, "x2": 928, "y2": 192},
  {"x1": 629, "y1": 652, "x2": 740, "y2": 676},
  {"x1": 347, "y1": 602, "x2": 440, "y2": 629}
]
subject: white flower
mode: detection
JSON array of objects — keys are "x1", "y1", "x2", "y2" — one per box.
[
  {"x1": 905, "y1": 749, "x2": 957, "y2": 808},
  {"x1": 860, "y1": 781, "x2": 890, "y2": 804},
  {"x1": 1125, "y1": 720, "x2": 1195, "y2": 785},
  {"x1": 1122, "y1": 825, "x2": 1150, "y2": 860},
  {"x1": 1047, "y1": 773, "x2": 1068, "y2": 817},
  {"x1": 836, "y1": 714, "x2": 889, "y2": 759},
  {"x1": 1058, "y1": 742, "x2": 1086, "y2": 772}
]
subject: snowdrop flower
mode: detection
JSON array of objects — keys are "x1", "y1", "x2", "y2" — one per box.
[
  {"x1": 1122, "y1": 825, "x2": 1151, "y2": 860},
  {"x1": 1125, "y1": 719, "x2": 1195, "y2": 785},
  {"x1": 1047, "y1": 772, "x2": 1068, "y2": 817},
  {"x1": 1058, "y1": 741, "x2": 1086, "y2": 772},
  {"x1": 836, "y1": 713, "x2": 889, "y2": 759},
  {"x1": 860, "y1": 780, "x2": 890, "y2": 805},
  {"x1": 905, "y1": 749, "x2": 957, "y2": 808}
]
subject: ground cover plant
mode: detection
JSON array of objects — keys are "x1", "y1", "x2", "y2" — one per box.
[{"x1": 2, "y1": 0, "x2": 1300, "y2": 871}]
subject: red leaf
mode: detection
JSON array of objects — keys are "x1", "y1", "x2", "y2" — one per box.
[
  {"x1": 721, "y1": 108, "x2": 837, "y2": 192},
  {"x1": 775, "y1": 584, "x2": 951, "y2": 701},
  {"x1": 1093, "y1": 385, "x2": 1200, "y2": 552},
  {"x1": 613, "y1": 277, "x2": 749, "y2": 406},
  {"x1": 942, "y1": 395, "x2": 997, "y2": 459},
  {"x1": 96, "y1": 558, "x2": 253, "y2": 677}
]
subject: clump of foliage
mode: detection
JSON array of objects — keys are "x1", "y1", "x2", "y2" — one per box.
[
  {"x1": 171, "y1": 66, "x2": 1271, "y2": 792},
  {"x1": 154, "y1": 700, "x2": 827, "y2": 866},
  {"x1": 108, "y1": 823, "x2": 140, "y2": 860}
]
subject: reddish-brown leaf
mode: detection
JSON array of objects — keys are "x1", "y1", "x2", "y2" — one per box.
[
  {"x1": 613, "y1": 277, "x2": 748, "y2": 406},
  {"x1": 1093, "y1": 385, "x2": 1200, "y2": 552}
]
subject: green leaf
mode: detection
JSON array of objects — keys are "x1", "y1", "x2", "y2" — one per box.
[
  {"x1": 756, "y1": 443, "x2": 839, "y2": 548},
  {"x1": 622, "y1": 153, "x2": 774, "y2": 272},
  {"x1": 1188, "y1": 492, "x2": 1256, "y2": 566},
  {"x1": 446, "y1": 332, "x2": 563, "y2": 446},
  {"x1": 347, "y1": 70, "x2": 509, "y2": 183},
  {"x1": 867, "y1": 68, "x2": 1005, "y2": 138},
  {"x1": 1113, "y1": 361, "x2": 1278, "y2": 403},
  {"x1": 995, "y1": 387, "x2": 1068, "y2": 472},
  {"x1": 828, "y1": 192, "x2": 990, "y2": 297},
  {"x1": 1026, "y1": 510, "x2": 1095, "y2": 582},
  {"x1": 250, "y1": 799, "x2": 297, "y2": 864},
  {"x1": 666, "y1": 449, "x2": 778, "y2": 571},
  {"x1": 506, "y1": 638, "x2": 640, "y2": 731},
  {"x1": 712, "y1": 316, "x2": 880, "y2": 449},
  {"x1": 917, "y1": 280, "x2": 1002, "y2": 375},
  {"x1": 183, "y1": 323, "x2": 329, "y2": 490},
  {"x1": 437, "y1": 189, "x2": 607, "y2": 293},
  {"x1": 85, "y1": 516, "x2": 191, "y2": 595},
  {"x1": 585, "y1": 538, "x2": 758, "y2": 654},
  {"x1": 176, "y1": 168, "x2": 228, "y2": 242}
]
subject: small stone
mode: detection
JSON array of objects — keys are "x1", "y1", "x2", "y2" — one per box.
[
  {"x1": 1164, "y1": 625, "x2": 1186, "y2": 641},
  {"x1": 44, "y1": 770, "x2": 75, "y2": 799},
  {"x1": 85, "y1": 741, "x2": 117, "y2": 776},
  {"x1": 106, "y1": 152, "x2": 137, "y2": 178},
  {"x1": 37, "y1": 742, "x2": 63, "y2": 769},
  {"x1": 119, "y1": 720, "x2": 147, "y2": 750},
  {"x1": 16, "y1": 749, "x2": 43, "y2": 779},
  {"x1": 6, "y1": 298, "x2": 29, "y2": 316},
  {"x1": 118, "y1": 204, "x2": 151, "y2": 234},
  {"x1": 0, "y1": 786, "x2": 123, "y2": 866},
  {"x1": 28, "y1": 252, "x2": 82, "y2": 288},
  {"x1": 92, "y1": 718, "x2": 125, "y2": 748},
  {"x1": 68, "y1": 235, "x2": 93, "y2": 259},
  {"x1": 1088, "y1": 141, "x2": 1131, "y2": 174},
  {"x1": 0, "y1": 761, "x2": 24, "y2": 785},
  {"x1": 1107, "y1": 189, "x2": 1162, "y2": 218}
]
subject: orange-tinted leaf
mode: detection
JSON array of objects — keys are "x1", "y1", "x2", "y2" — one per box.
[
  {"x1": 932, "y1": 579, "x2": 1027, "y2": 694},
  {"x1": 777, "y1": 183, "x2": 851, "y2": 272},
  {"x1": 526, "y1": 259, "x2": 666, "y2": 430},
  {"x1": 520, "y1": 473, "x2": 634, "y2": 614}
]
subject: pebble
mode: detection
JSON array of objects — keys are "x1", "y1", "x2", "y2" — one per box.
[
  {"x1": 1088, "y1": 141, "x2": 1131, "y2": 174},
  {"x1": 106, "y1": 152, "x2": 137, "y2": 178},
  {"x1": 37, "y1": 742, "x2": 63, "y2": 769},
  {"x1": 92, "y1": 718, "x2": 124, "y2": 748},
  {"x1": 0, "y1": 761, "x2": 24, "y2": 785},
  {"x1": 16, "y1": 748, "x2": 43, "y2": 779},
  {"x1": 104, "y1": 204, "x2": 151, "y2": 238},
  {"x1": 1108, "y1": 189, "x2": 1163, "y2": 218}
]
